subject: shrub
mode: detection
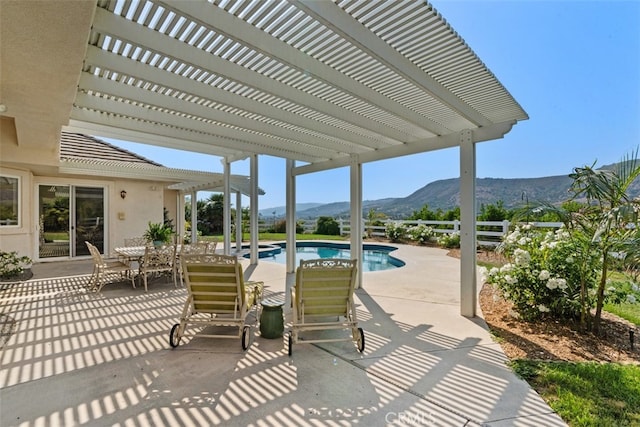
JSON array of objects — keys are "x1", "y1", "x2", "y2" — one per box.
[
  {"x1": 407, "y1": 224, "x2": 434, "y2": 244},
  {"x1": 272, "y1": 219, "x2": 304, "y2": 234},
  {"x1": 437, "y1": 231, "x2": 460, "y2": 249},
  {"x1": 315, "y1": 216, "x2": 340, "y2": 235},
  {"x1": 479, "y1": 224, "x2": 640, "y2": 322},
  {"x1": 0, "y1": 251, "x2": 32, "y2": 279},
  {"x1": 385, "y1": 222, "x2": 406, "y2": 242}
]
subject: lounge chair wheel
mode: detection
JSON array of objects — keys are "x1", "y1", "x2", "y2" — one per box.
[
  {"x1": 169, "y1": 323, "x2": 181, "y2": 348},
  {"x1": 356, "y1": 327, "x2": 365, "y2": 352},
  {"x1": 242, "y1": 326, "x2": 251, "y2": 351},
  {"x1": 288, "y1": 333, "x2": 293, "y2": 356}
]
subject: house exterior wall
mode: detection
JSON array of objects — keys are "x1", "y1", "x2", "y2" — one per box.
[
  {"x1": 0, "y1": 166, "x2": 34, "y2": 258},
  {"x1": 163, "y1": 188, "x2": 179, "y2": 239},
  {"x1": 1, "y1": 119, "x2": 179, "y2": 261},
  {"x1": 0, "y1": 117, "x2": 59, "y2": 167},
  {"x1": 27, "y1": 177, "x2": 171, "y2": 260},
  {"x1": 111, "y1": 183, "x2": 179, "y2": 250}
]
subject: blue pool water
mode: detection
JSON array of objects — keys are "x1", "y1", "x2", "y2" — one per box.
[{"x1": 251, "y1": 241, "x2": 404, "y2": 272}]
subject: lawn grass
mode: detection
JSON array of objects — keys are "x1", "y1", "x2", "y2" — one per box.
[
  {"x1": 510, "y1": 360, "x2": 640, "y2": 426},
  {"x1": 43, "y1": 232, "x2": 69, "y2": 241},
  {"x1": 604, "y1": 302, "x2": 640, "y2": 326},
  {"x1": 478, "y1": 260, "x2": 640, "y2": 425},
  {"x1": 604, "y1": 270, "x2": 640, "y2": 326}
]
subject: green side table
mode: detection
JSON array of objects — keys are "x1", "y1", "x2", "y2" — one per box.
[{"x1": 260, "y1": 299, "x2": 284, "y2": 339}]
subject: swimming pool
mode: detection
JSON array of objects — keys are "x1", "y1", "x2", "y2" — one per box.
[{"x1": 249, "y1": 241, "x2": 404, "y2": 272}]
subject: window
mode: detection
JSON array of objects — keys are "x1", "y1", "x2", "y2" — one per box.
[{"x1": 0, "y1": 175, "x2": 19, "y2": 226}]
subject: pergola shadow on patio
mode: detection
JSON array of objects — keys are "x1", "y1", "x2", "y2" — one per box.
[{"x1": 0, "y1": 246, "x2": 566, "y2": 426}]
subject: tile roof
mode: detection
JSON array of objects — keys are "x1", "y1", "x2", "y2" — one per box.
[
  {"x1": 60, "y1": 132, "x2": 162, "y2": 166},
  {"x1": 57, "y1": 132, "x2": 263, "y2": 196}
]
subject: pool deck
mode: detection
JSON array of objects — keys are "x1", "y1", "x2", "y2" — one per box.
[{"x1": 0, "y1": 243, "x2": 567, "y2": 426}]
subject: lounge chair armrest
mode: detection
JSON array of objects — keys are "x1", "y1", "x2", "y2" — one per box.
[
  {"x1": 245, "y1": 281, "x2": 264, "y2": 307},
  {"x1": 290, "y1": 288, "x2": 298, "y2": 319}
]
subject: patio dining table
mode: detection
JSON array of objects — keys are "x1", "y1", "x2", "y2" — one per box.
[
  {"x1": 113, "y1": 245, "x2": 147, "y2": 261},
  {"x1": 114, "y1": 244, "x2": 185, "y2": 259},
  {"x1": 115, "y1": 245, "x2": 182, "y2": 289}
]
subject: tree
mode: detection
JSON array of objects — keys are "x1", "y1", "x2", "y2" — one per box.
[
  {"x1": 566, "y1": 151, "x2": 640, "y2": 333},
  {"x1": 478, "y1": 201, "x2": 511, "y2": 221},
  {"x1": 441, "y1": 206, "x2": 460, "y2": 221},
  {"x1": 315, "y1": 216, "x2": 340, "y2": 235},
  {"x1": 510, "y1": 150, "x2": 640, "y2": 333},
  {"x1": 408, "y1": 204, "x2": 438, "y2": 220},
  {"x1": 198, "y1": 194, "x2": 224, "y2": 235}
]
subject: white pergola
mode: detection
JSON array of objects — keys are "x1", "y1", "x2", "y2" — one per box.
[{"x1": 0, "y1": 0, "x2": 527, "y2": 316}]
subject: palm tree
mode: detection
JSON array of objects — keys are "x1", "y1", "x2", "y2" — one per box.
[{"x1": 568, "y1": 149, "x2": 640, "y2": 333}]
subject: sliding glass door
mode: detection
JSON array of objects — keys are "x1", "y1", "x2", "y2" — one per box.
[
  {"x1": 38, "y1": 185, "x2": 105, "y2": 259},
  {"x1": 38, "y1": 185, "x2": 70, "y2": 258},
  {"x1": 74, "y1": 186, "x2": 105, "y2": 256}
]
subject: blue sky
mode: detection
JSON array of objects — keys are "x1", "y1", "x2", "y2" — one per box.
[{"x1": 106, "y1": 0, "x2": 640, "y2": 210}]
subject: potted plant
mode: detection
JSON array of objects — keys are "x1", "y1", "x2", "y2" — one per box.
[{"x1": 143, "y1": 222, "x2": 173, "y2": 247}]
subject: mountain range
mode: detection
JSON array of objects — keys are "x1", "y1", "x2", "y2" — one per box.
[{"x1": 259, "y1": 162, "x2": 640, "y2": 219}]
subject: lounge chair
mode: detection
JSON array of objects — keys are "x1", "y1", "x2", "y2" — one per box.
[
  {"x1": 288, "y1": 258, "x2": 364, "y2": 356},
  {"x1": 176, "y1": 241, "x2": 217, "y2": 287},
  {"x1": 169, "y1": 254, "x2": 263, "y2": 350}
]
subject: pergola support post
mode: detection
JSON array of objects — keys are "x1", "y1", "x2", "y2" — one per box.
[
  {"x1": 350, "y1": 154, "x2": 363, "y2": 289},
  {"x1": 190, "y1": 190, "x2": 197, "y2": 243},
  {"x1": 459, "y1": 130, "x2": 477, "y2": 317},
  {"x1": 250, "y1": 154, "x2": 258, "y2": 264},
  {"x1": 176, "y1": 193, "x2": 183, "y2": 242},
  {"x1": 286, "y1": 158, "x2": 296, "y2": 273},
  {"x1": 235, "y1": 191, "x2": 242, "y2": 253},
  {"x1": 223, "y1": 158, "x2": 231, "y2": 255}
]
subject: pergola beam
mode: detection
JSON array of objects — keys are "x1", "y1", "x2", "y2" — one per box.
[
  {"x1": 90, "y1": 8, "x2": 413, "y2": 144},
  {"x1": 293, "y1": 121, "x2": 515, "y2": 176},
  {"x1": 65, "y1": 118, "x2": 243, "y2": 159},
  {"x1": 158, "y1": 0, "x2": 451, "y2": 137},
  {"x1": 77, "y1": 73, "x2": 367, "y2": 157},
  {"x1": 74, "y1": 93, "x2": 332, "y2": 161},
  {"x1": 293, "y1": 0, "x2": 493, "y2": 128},
  {"x1": 70, "y1": 106, "x2": 322, "y2": 163},
  {"x1": 81, "y1": 46, "x2": 388, "y2": 151}
]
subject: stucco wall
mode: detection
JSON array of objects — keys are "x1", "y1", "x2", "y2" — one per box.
[
  {"x1": 0, "y1": 170, "x2": 176, "y2": 261},
  {"x1": 0, "y1": 117, "x2": 58, "y2": 167},
  {"x1": 106, "y1": 180, "x2": 170, "y2": 254},
  {"x1": 110, "y1": 184, "x2": 179, "y2": 251},
  {"x1": 1, "y1": 117, "x2": 180, "y2": 261},
  {"x1": 0, "y1": 166, "x2": 34, "y2": 259}
]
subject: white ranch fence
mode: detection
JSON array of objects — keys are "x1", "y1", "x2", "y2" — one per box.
[{"x1": 278, "y1": 219, "x2": 563, "y2": 247}]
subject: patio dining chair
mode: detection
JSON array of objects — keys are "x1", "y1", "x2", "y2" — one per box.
[
  {"x1": 85, "y1": 241, "x2": 136, "y2": 293},
  {"x1": 124, "y1": 236, "x2": 147, "y2": 247},
  {"x1": 288, "y1": 258, "x2": 364, "y2": 356},
  {"x1": 169, "y1": 254, "x2": 263, "y2": 350},
  {"x1": 119, "y1": 236, "x2": 148, "y2": 265},
  {"x1": 139, "y1": 243, "x2": 177, "y2": 292},
  {"x1": 176, "y1": 241, "x2": 217, "y2": 286}
]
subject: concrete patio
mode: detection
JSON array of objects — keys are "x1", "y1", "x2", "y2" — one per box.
[{"x1": 0, "y1": 244, "x2": 566, "y2": 426}]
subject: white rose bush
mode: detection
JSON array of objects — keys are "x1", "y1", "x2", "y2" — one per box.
[
  {"x1": 407, "y1": 224, "x2": 434, "y2": 245},
  {"x1": 385, "y1": 222, "x2": 406, "y2": 243},
  {"x1": 482, "y1": 224, "x2": 602, "y2": 321},
  {"x1": 483, "y1": 150, "x2": 640, "y2": 332}
]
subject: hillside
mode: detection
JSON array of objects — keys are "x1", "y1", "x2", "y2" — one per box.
[
  {"x1": 293, "y1": 175, "x2": 575, "y2": 218},
  {"x1": 266, "y1": 162, "x2": 640, "y2": 219}
]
